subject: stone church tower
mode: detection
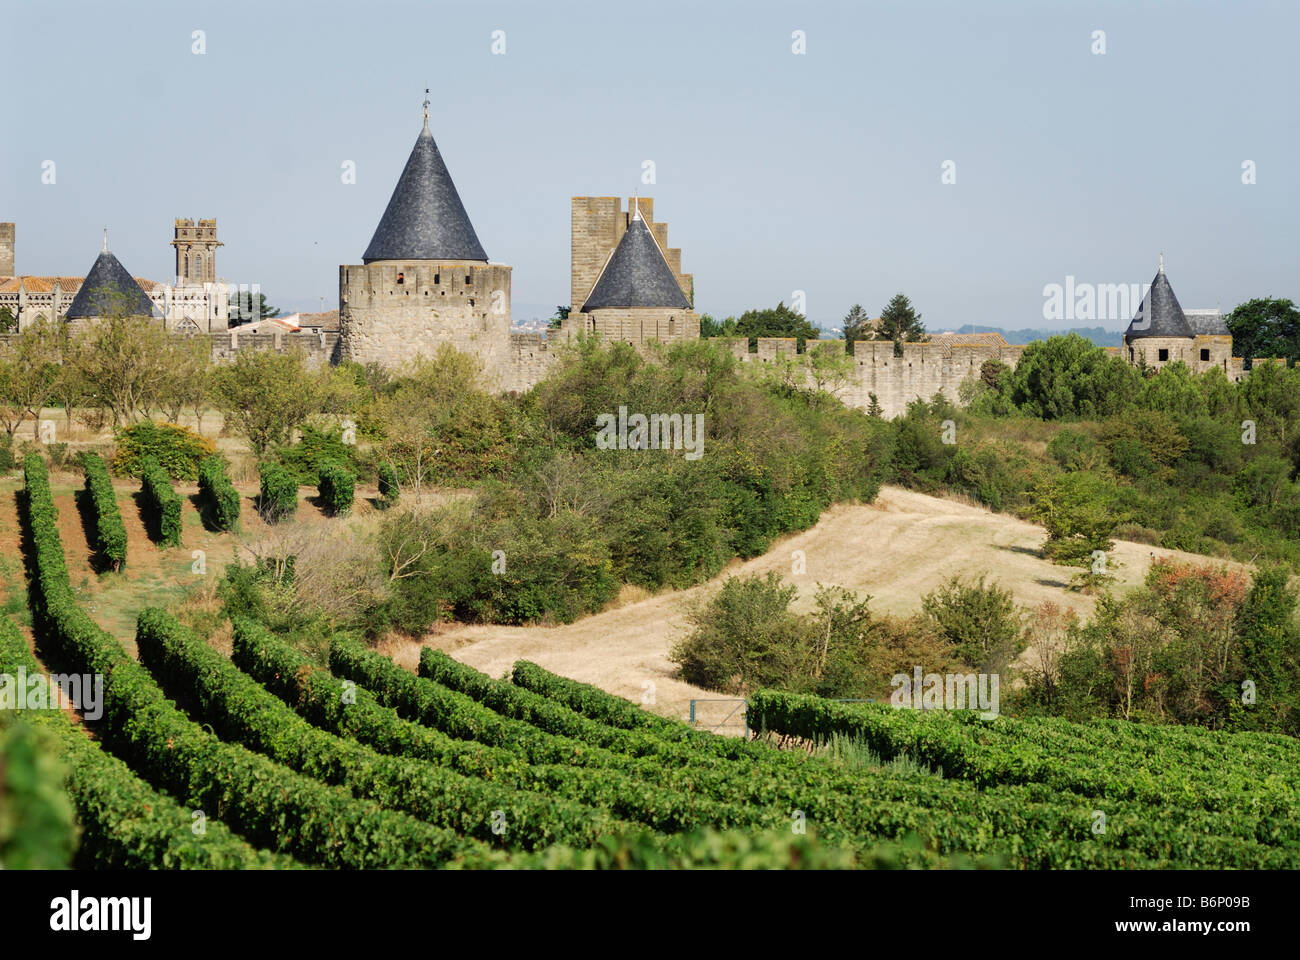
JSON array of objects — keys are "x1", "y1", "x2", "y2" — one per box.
[
  {"x1": 339, "y1": 106, "x2": 511, "y2": 380},
  {"x1": 172, "y1": 218, "x2": 222, "y2": 283}
]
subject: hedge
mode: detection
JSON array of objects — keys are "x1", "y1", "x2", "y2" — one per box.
[
  {"x1": 139, "y1": 455, "x2": 182, "y2": 546},
  {"x1": 137, "y1": 608, "x2": 633, "y2": 851},
  {"x1": 377, "y1": 462, "x2": 400, "y2": 509},
  {"x1": 197, "y1": 455, "x2": 240, "y2": 532},
  {"x1": 0, "y1": 616, "x2": 291, "y2": 869},
  {"x1": 317, "y1": 461, "x2": 355, "y2": 516},
  {"x1": 235, "y1": 623, "x2": 723, "y2": 832},
  {"x1": 80, "y1": 452, "x2": 127, "y2": 570},
  {"x1": 257, "y1": 462, "x2": 297, "y2": 522},
  {"x1": 20, "y1": 454, "x2": 498, "y2": 870}
]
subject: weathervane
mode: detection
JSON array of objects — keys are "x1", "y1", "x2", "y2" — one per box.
[
  {"x1": 422, "y1": 88, "x2": 430, "y2": 129},
  {"x1": 1159, "y1": 251, "x2": 1164, "y2": 274},
  {"x1": 102, "y1": 227, "x2": 108, "y2": 252}
]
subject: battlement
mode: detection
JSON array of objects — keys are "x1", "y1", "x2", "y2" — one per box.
[
  {"x1": 570, "y1": 197, "x2": 692, "y2": 313},
  {"x1": 338, "y1": 260, "x2": 513, "y2": 380}
]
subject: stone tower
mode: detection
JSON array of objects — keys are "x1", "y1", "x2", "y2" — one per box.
[
  {"x1": 570, "y1": 197, "x2": 697, "y2": 346},
  {"x1": 172, "y1": 218, "x2": 222, "y2": 283},
  {"x1": 339, "y1": 108, "x2": 511, "y2": 380},
  {"x1": 0, "y1": 222, "x2": 14, "y2": 277},
  {"x1": 1123, "y1": 257, "x2": 1198, "y2": 371}
]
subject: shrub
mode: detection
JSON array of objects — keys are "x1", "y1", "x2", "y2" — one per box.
[
  {"x1": 921, "y1": 576, "x2": 1025, "y2": 673},
  {"x1": 197, "y1": 455, "x2": 240, "y2": 531},
  {"x1": 377, "y1": 462, "x2": 400, "y2": 509},
  {"x1": 671, "y1": 572, "x2": 809, "y2": 694},
  {"x1": 0, "y1": 435, "x2": 13, "y2": 473},
  {"x1": 44, "y1": 442, "x2": 70, "y2": 469},
  {"x1": 257, "y1": 462, "x2": 297, "y2": 522},
  {"x1": 279, "y1": 425, "x2": 360, "y2": 485},
  {"x1": 318, "y1": 460, "x2": 355, "y2": 516},
  {"x1": 139, "y1": 456, "x2": 182, "y2": 547},
  {"x1": 79, "y1": 452, "x2": 127, "y2": 570},
  {"x1": 110, "y1": 420, "x2": 214, "y2": 481}
]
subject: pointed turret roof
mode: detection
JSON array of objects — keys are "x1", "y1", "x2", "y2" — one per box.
[
  {"x1": 64, "y1": 237, "x2": 158, "y2": 319},
  {"x1": 583, "y1": 208, "x2": 691, "y2": 311},
  {"x1": 1125, "y1": 259, "x2": 1193, "y2": 339},
  {"x1": 361, "y1": 121, "x2": 488, "y2": 263}
]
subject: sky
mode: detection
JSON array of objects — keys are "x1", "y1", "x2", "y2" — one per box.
[{"x1": 3, "y1": 0, "x2": 1296, "y2": 329}]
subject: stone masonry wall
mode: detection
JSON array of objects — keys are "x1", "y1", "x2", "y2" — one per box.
[
  {"x1": 570, "y1": 197, "x2": 692, "y2": 311},
  {"x1": 338, "y1": 260, "x2": 512, "y2": 388},
  {"x1": 0, "y1": 223, "x2": 13, "y2": 278}
]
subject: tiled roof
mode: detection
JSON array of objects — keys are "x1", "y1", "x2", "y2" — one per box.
[
  {"x1": 925, "y1": 331, "x2": 1009, "y2": 357},
  {"x1": 296, "y1": 309, "x2": 339, "y2": 330},
  {"x1": 1184, "y1": 308, "x2": 1230, "y2": 336},
  {"x1": 0, "y1": 276, "x2": 84, "y2": 294},
  {"x1": 1126, "y1": 268, "x2": 1193, "y2": 339},
  {"x1": 362, "y1": 123, "x2": 488, "y2": 263},
  {"x1": 582, "y1": 213, "x2": 691, "y2": 311}
]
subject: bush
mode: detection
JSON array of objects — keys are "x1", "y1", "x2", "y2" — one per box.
[
  {"x1": 258, "y1": 462, "x2": 298, "y2": 522},
  {"x1": 197, "y1": 455, "x2": 240, "y2": 531},
  {"x1": 111, "y1": 420, "x2": 214, "y2": 481},
  {"x1": 79, "y1": 452, "x2": 127, "y2": 570},
  {"x1": 278, "y1": 425, "x2": 360, "y2": 485},
  {"x1": 671, "y1": 572, "x2": 809, "y2": 694},
  {"x1": 377, "y1": 462, "x2": 400, "y2": 509},
  {"x1": 318, "y1": 461, "x2": 355, "y2": 516},
  {"x1": 0, "y1": 435, "x2": 13, "y2": 474},
  {"x1": 139, "y1": 456, "x2": 182, "y2": 547},
  {"x1": 921, "y1": 576, "x2": 1025, "y2": 673}
]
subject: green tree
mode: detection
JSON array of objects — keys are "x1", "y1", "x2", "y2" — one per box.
[
  {"x1": 548, "y1": 305, "x2": 570, "y2": 330},
  {"x1": 922, "y1": 576, "x2": 1025, "y2": 674},
  {"x1": 229, "y1": 290, "x2": 280, "y2": 326},
  {"x1": 1225, "y1": 297, "x2": 1300, "y2": 366},
  {"x1": 0, "y1": 306, "x2": 16, "y2": 334},
  {"x1": 841, "y1": 304, "x2": 871, "y2": 355},
  {"x1": 1032, "y1": 472, "x2": 1121, "y2": 589},
  {"x1": 0, "y1": 317, "x2": 61, "y2": 438},
  {"x1": 875, "y1": 293, "x2": 925, "y2": 355},
  {"x1": 212, "y1": 348, "x2": 351, "y2": 454},
  {"x1": 735, "y1": 302, "x2": 818, "y2": 348},
  {"x1": 1007, "y1": 334, "x2": 1140, "y2": 419},
  {"x1": 698, "y1": 314, "x2": 738, "y2": 338}
]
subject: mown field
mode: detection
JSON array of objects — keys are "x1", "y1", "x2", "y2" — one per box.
[{"x1": 4, "y1": 452, "x2": 1298, "y2": 870}]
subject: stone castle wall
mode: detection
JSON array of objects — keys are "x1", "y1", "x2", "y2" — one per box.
[
  {"x1": 0, "y1": 329, "x2": 340, "y2": 366},
  {"x1": 338, "y1": 260, "x2": 512, "y2": 387}
]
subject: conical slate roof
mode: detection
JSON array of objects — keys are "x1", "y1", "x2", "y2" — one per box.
[
  {"x1": 1125, "y1": 266, "x2": 1193, "y2": 339},
  {"x1": 65, "y1": 249, "x2": 158, "y2": 319},
  {"x1": 583, "y1": 214, "x2": 690, "y2": 311},
  {"x1": 362, "y1": 123, "x2": 488, "y2": 263}
]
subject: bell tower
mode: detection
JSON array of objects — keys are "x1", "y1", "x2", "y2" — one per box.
[{"x1": 172, "y1": 218, "x2": 222, "y2": 283}]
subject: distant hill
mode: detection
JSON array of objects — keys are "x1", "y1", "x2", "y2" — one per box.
[
  {"x1": 811, "y1": 323, "x2": 1125, "y2": 347},
  {"x1": 951, "y1": 324, "x2": 1124, "y2": 348}
]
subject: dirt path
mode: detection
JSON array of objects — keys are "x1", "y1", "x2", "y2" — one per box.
[{"x1": 403, "y1": 485, "x2": 1250, "y2": 727}]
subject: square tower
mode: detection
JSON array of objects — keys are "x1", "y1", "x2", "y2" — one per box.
[
  {"x1": 0, "y1": 222, "x2": 13, "y2": 277},
  {"x1": 172, "y1": 218, "x2": 222, "y2": 283}
]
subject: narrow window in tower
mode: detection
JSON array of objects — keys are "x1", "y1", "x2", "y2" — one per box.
[
  {"x1": 434, "y1": 274, "x2": 440, "y2": 284},
  {"x1": 465, "y1": 276, "x2": 472, "y2": 285},
  {"x1": 1200, "y1": 348, "x2": 1210, "y2": 361},
  {"x1": 396, "y1": 273, "x2": 404, "y2": 284},
  {"x1": 1158, "y1": 349, "x2": 1169, "y2": 362}
]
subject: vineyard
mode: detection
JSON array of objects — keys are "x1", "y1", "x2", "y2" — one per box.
[{"x1": 5, "y1": 452, "x2": 1300, "y2": 869}]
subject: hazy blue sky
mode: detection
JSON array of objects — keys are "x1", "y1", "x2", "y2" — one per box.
[{"x1": 4, "y1": 0, "x2": 1296, "y2": 328}]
